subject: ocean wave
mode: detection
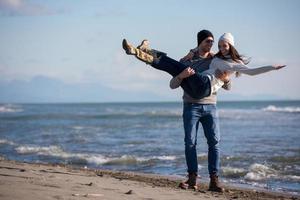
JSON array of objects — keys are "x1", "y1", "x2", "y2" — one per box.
[
  {"x1": 262, "y1": 105, "x2": 300, "y2": 113},
  {"x1": 284, "y1": 175, "x2": 300, "y2": 181},
  {"x1": 0, "y1": 139, "x2": 16, "y2": 146},
  {"x1": 197, "y1": 153, "x2": 207, "y2": 161},
  {"x1": 222, "y1": 167, "x2": 247, "y2": 178},
  {"x1": 14, "y1": 144, "x2": 177, "y2": 165},
  {"x1": 242, "y1": 163, "x2": 300, "y2": 183},
  {"x1": 143, "y1": 110, "x2": 182, "y2": 117},
  {"x1": 152, "y1": 155, "x2": 177, "y2": 161},
  {"x1": 72, "y1": 126, "x2": 85, "y2": 130},
  {"x1": 0, "y1": 104, "x2": 23, "y2": 113},
  {"x1": 244, "y1": 163, "x2": 278, "y2": 181},
  {"x1": 223, "y1": 163, "x2": 300, "y2": 183},
  {"x1": 7, "y1": 111, "x2": 182, "y2": 121}
]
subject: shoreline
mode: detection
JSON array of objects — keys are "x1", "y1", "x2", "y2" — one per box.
[{"x1": 0, "y1": 158, "x2": 299, "y2": 200}]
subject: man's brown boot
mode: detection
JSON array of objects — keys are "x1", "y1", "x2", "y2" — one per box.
[
  {"x1": 208, "y1": 174, "x2": 224, "y2": 193},
  {"x1": 122, "y1": 39, "x2": 154, "y2": 64},
  {"x1": 179, "y1": 172, "x2": 198, "y2": 190}
]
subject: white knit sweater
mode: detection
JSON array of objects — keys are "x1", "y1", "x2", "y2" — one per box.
[{"x1": 203, "y1": 57, "x2": 277, "y2": 93}]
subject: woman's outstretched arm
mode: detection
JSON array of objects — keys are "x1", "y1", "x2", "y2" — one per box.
[{"x1": 231, "y1": 63, "x2": 286, "y2": 76}]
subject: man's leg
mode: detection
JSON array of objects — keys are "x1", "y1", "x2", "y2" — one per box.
[
  {"x1": 200, "y1": 104, "x2": 224, "y2": 192},
  {"x1": 179, "y1": 103, "x2": 201, "y2": 189}
]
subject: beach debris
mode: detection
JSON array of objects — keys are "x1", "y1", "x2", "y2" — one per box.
[
  {"x1": 80, "y1": 182, "x2": 93, "y2": 186},
  {"x1": 72, "y1": 193, "x2": 103, "y2": 197},
  {"x1": 19, "y1": 169, "x2": 26, "y2": 172},
  {"x1": 125, "y1": 190, "x2": 134, "y2": 195},
  {"x1": 86, "y1": 182, "x2": 93, "y2": 186}
]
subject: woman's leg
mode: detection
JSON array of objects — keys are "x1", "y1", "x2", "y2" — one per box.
[
  {"x1": 122, "y1": 39, "x2": 212, "y2": 99},
  {"x1": 181, "y1": 75, "x2": 212, "y2": 99},
  {"x1": 151, "y1": 55, "x2": 189, "y2": 76},
  {"x1": 122, "y1": 39, "x2": 154, "y2": 64},
  {"x1": 152, "y1": 56, "x2": 212, "y2": 98}
]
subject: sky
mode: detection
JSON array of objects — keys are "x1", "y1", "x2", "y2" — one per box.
[{"x1": 0, "y1": 0, "x2": 300, "y2": 103}]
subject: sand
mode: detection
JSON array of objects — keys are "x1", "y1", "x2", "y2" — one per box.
[{"x1": 0, "y1": 158, "x2": 298, "y2": 200}]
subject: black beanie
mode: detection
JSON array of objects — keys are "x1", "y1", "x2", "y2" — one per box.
[{"x1": 197, "y1": 30, "x2": 214, "y2": 46}]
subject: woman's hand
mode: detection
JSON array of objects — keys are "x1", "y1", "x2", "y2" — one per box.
[
  {"x1": 178, "y1": 67, "x2": 195, "y2": 79},
  {"x1": 215, "y1": 69, "x2": 230, "y2": 82},
  {"x1": 273, "y1": 65, "x2": 286, "y2": 70}
]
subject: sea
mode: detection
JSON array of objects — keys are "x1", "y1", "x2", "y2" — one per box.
[{"x1": 0, "y1": 101, "x2": 299, "y2": 194}]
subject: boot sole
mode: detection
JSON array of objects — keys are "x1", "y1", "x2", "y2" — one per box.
[{"x1": 122, "y1": 39, "x2": 133, "y2": 55}]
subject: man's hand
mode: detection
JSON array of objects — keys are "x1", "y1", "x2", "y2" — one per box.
[
  {"x1": 178, "y1": 67, "x2": 195, "y2": 79},
  {"x1": 215, "y1": 69, "x2": 230, "y2": 82}
]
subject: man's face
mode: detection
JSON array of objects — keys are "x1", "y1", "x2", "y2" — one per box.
[{"x1": 199, "y1": 36, "x2": 214, "y2": 52}]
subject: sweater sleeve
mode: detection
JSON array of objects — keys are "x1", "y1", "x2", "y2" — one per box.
[
  {"x1": 169, "y1": 76, "x2": 182, "y2": 89},
  {"x1": 231, "y1": 63, "x2": 276, "y2": 76}
]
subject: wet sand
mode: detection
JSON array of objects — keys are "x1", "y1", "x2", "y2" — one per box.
[{"x1": 0, "y1": 158, "x2": 298, "y2": 200}]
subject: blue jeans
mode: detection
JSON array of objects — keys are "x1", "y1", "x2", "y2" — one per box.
[
  {"x1": 151, "y1": 55, "x2": 211, "y2": 99},
  {"x1": 183, "y1": 103, "x2": 220, "y2": 175}
]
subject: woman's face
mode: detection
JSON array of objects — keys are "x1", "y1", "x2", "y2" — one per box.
[{"x1": 218, "y1": 40, "x2": 230, "y2": 56}]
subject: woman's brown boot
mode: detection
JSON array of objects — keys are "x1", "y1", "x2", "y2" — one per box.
[
  {"x1": 137, "y1": 39, "x2": 167, "y2": 59},
  {"x1": 122, "y1": 39, "x2": 154, "y2": 64},
  {"x1": 137, "y1": 39, "x2": 150, "y2": 53}
]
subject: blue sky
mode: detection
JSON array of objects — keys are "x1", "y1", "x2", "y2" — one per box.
[{"x1": 0, "y1": 0, "x2": 299, "y2": 102}]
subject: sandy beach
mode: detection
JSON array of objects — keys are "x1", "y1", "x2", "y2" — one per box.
[{"x1": 0, "y1": 158, "x2": 298, "y2": 200}]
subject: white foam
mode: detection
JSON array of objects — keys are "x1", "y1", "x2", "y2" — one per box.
[
  {"x1": 285, "y1": 175, "x2": 300, "y2": 181},
  {"x1": 153, "y1": 155, "x2": 177, "y2": 161},
  {"x1": 244, "y1": 163, "x2": 277, "y2": 181},
  {"x1": 263, "y1": 105, "x2": 300, "y2": 113},
  {"x1": 16, "y1": 145, "x2": 66, "y2": 156},
  {"x1": 0, "y1": 104, "x2": 23, "y2": 113},
  {"x1": 84, "y1": 155, "x2": 112, "y2": 165},
  {"x1": 0, "y1": 139, "x2": 16, "y2": 145},
  {"x1": 222, "y1": 166, "x2": 246, "y2": 174},
  {"x1": 72, "y1": 126, "x2": 84, "y2": 130},
  {"x1": 14, "y1": 144, "x2": 176, "y2": 165},
  {"x1": 144, "y1": 110, "x2": 182, "y2": 117},
  {"x1": 15, "y1": 145, "x2": 109, "y2": 164}
]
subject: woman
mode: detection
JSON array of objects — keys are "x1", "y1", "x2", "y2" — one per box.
[{"x1": 122, "y1": 33, "x2": 286, "y2": 99}]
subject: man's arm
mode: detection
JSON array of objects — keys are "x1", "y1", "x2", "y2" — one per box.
[
  {"x1": 179, "y1": 47, "x2": 198, "y2": 62},
  {"x1": 169, "y1": 76, "x2": 182, "y2": 89},
  {"x1": 169, "y1": 67, "x2": 195, "y2": 89}
]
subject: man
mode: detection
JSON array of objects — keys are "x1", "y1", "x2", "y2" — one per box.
[
  {"x1": 122, "y1": 30, "x2": 230, "y2": 192},
  {"x1": 170, "y1": 30, "x2": 230, "y2": 192}
]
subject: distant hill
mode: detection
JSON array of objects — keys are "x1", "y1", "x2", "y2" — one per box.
[
  {"x1": 0, "y1": 76, "x2": 171, "y2": 103},
  {"x1": 0, "y1": 75, "x2": 291, "y2": 103}
]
